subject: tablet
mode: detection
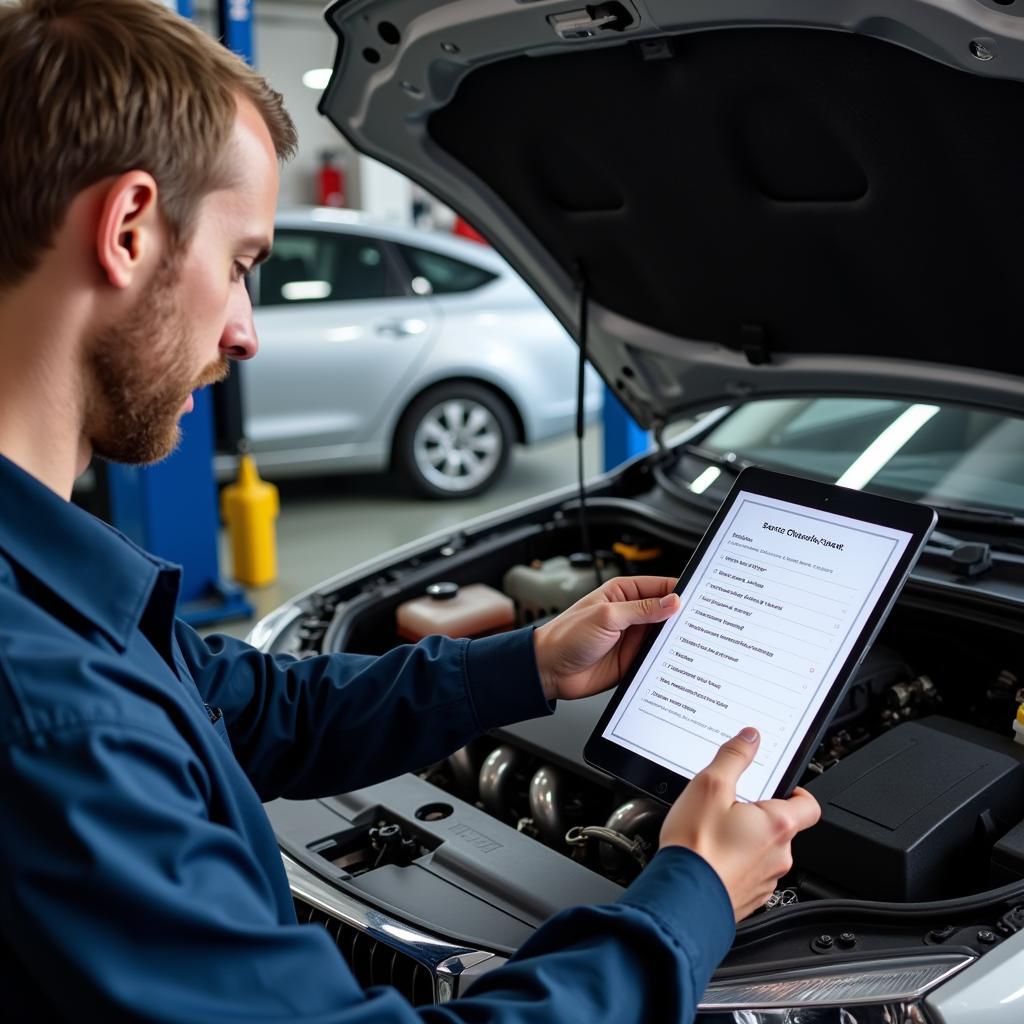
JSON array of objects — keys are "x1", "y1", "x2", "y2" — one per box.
[{"x1": 584, "y1": 466, "x2": 936, "y2": 804}]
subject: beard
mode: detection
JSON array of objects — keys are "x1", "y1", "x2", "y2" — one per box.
[{"x1": 85, "y1": 253, "x2": 229, "y2": 465}]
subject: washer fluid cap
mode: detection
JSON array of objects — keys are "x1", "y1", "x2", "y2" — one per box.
[{"x1": 426, "y1": 581, "x2": 460, "y2": 601}]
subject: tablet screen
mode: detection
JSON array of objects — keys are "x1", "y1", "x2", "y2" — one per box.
[{"x1": 601, "y1": 489, "x2": 914, "y2": 802}]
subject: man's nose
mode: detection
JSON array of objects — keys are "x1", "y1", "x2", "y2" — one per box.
[{"x1": 219, "y1": 306, "x2": 259, "y2": 361}]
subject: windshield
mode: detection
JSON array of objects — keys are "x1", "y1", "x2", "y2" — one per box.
[{"x1": 698, "y1": 398, "x2": 1024, "y2": 516}]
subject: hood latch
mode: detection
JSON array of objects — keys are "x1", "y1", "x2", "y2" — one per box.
[{"x1": 549, "y1": 3, "x2": 636, "y2": 42}]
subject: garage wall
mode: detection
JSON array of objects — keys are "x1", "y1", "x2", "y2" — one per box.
[
  {"x1": 252, "y1": 2, "x2": 367, "y2": 209},
  {"x1": 191, "y1": 0, "x2": 368, "y2": 210}
]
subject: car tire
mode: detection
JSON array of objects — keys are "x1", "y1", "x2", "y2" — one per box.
[{"x1": 395, "y1": 382, "x2": 516, "y2": 499}]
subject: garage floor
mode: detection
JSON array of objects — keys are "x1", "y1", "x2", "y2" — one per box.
[{"x1": 212, "y1": 429, "x2": 604, "y2": 639}]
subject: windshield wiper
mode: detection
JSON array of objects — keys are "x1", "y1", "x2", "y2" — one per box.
[
  {"x1": 926, "y1": 504, "x2": 1024, "y2": 561},
  {"x1": 928, "y1": 501, "x2": 1024, "y2": 530},
  {"x1": 682, "y1": 444, "x2": 752, "y2": 474}
]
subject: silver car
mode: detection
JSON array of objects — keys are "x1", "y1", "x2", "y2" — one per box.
[{"x1": 231, "y1": 208, "x2": 601, "y2": 497}]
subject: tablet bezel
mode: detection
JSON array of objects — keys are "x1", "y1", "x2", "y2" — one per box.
[{"x1": 583, "y1": 466, "x2": 937, "y2": 804}]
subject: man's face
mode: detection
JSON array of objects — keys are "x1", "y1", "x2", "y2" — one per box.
[{"x1": 86, "y1": 100, "x2": 279, "y2": 465}]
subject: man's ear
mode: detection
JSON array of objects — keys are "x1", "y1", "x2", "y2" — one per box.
[{"x1": 95, "y1": 172, "x2": 162, "y2": 290}]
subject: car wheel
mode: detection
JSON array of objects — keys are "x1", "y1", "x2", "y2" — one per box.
[{"x1": 396, "y1": 382, "x2": 515, "y2": 499}]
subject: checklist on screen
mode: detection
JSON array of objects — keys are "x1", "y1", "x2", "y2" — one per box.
[{"x1": 603, "y1": 490, "x2": 913, "y2": 802}]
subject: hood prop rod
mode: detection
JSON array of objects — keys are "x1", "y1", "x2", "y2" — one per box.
[{"x1": 574, "y1": 263, "x2": 602, "y2": 591}]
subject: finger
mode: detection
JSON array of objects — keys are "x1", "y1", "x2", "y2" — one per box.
[
  {"x1": 600, "y1": 592, "x2": 680, "y2": 632},
  {"x1": 702, "y1": 728, "x2": 760, "y2": 789},
  {"x1": 628, "y1": 575, "x2": 679, "y2": 597},
  {"x1": 754, "y1": 789, "x2": 821, "y2": 835},
  {"x1": 783, "y1": 787, "x2": 822, "y2": 831},
  {"x1": 606, "y1": 576, "x2": 679, "y2": 603}
]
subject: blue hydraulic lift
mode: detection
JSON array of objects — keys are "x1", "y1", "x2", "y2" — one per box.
[
  {"x1": 218, "y1": 0, "x2": 255, "y2": 57},
  {"x1": 602, "y1": 387, "x2": 650, "y2": 472},
  {"x1": 105, "y1": 0, "x2": 257, "y2": 627}
]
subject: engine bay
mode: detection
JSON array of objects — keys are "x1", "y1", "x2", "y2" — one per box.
[{"x1": 264, "y1": 491, "x2": 1024, "y2": 965}]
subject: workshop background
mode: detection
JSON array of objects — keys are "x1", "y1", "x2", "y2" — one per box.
[{"x1": 76, "y1": 0, "x2": 648, "y2": 639}]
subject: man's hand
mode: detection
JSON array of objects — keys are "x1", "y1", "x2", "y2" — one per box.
[
  {"x1": 532, "y1": 576, "x2": 680, "y2": 701},
  {"x1": 659, "y1": 728, "x2": 821, "y2": 921}
]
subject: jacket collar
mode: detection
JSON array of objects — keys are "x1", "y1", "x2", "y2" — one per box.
[{"x1": 0, "y1": 453, "x2": 177, "y2": 650}]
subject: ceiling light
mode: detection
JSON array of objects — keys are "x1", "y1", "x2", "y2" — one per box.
[{"x1": 302, "y1": 68, "x2": 332, "y2": 91}]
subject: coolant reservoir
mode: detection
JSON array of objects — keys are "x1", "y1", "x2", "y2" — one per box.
[
  {"x1": 503, "y1": 553, "x2": 618, "y2": 622},
  {"x1": 396, "y1": 582, "x2": 515, "y2": 642}
]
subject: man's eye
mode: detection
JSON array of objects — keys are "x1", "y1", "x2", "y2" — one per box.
[{"x1": 233, "y1": 261, "x2": 252, "y2": 282}]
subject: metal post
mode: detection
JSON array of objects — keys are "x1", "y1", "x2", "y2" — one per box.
[
  {"x1": 219, "y1": 0, "x2": 255, "y2": 62},
  {"x1": 213, "y1": 0, "x2": 254, "y2": 458}
]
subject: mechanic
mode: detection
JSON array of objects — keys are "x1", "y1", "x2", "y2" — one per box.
[{"x1": 0, "y1": 2, "x2": 820, "y2": 1022}]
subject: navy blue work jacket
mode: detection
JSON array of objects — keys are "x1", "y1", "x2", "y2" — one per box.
[{"x1": 0, "y1": 453, "x2": 734, "y2": 1022}]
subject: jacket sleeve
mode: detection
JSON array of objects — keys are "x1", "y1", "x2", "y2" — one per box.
[
  {"x1": 0, "y1": 713, "x2": 734, "y2": 1024},
  {"x1": 458, "y1": 845, "x2": 735, "y2": 1022},
  {"x1": 174, "y1": 621, "x2": 555, "y2": 801}
]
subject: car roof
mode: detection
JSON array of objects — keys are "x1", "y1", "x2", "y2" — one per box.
[{"x1": 274, "y1": 206, "x2": 511, "y2": 274}]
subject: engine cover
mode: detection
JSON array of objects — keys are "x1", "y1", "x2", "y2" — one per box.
[
  {"x1": 266, "y1": 774, "x2": 623, "y2": 955},
  {"x1": 794, "y1": 717, "x2": 1024, "y2": 902}
]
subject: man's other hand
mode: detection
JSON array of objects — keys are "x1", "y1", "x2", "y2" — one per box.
[
  {"x1": 532, "y1": 576, "x2": 680, "y2": 701},
  {"x1": 659, "y1": 728, "x2": 821, "y2": 921}
]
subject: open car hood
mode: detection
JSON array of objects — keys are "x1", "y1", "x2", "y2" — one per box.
[{"x1": 320, "y1": 0, "x2": 1024, "y2": 428}]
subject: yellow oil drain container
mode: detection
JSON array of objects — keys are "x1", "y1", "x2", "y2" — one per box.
[{"x1": 221, "y1": 454, "x2": 279, "y2": 588}]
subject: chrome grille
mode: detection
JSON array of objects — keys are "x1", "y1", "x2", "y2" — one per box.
[{"x1": 294, "y1": 896, "x2": 437, "y2": 1005}]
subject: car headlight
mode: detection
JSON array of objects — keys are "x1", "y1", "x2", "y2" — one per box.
[{"x1": 696, "y1": 953, "x2": 974, "y2": 1023}]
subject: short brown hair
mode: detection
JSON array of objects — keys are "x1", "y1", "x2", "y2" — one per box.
[{"x1": 0, "y1": 0, "x2": 297, "y2": 289}]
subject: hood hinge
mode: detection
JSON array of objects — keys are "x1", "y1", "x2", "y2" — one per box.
[{"x1": 741, "y1": 324, "x2": 771, "y2": 366}]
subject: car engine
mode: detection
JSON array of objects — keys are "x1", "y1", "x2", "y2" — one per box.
[{"x1": 262, "y1": 496, "x2": 1024, "y2": 1001}]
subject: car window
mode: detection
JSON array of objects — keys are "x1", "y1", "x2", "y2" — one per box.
[
  {"x1": 258, "y1": 230, "x2": 395, "y2": 306},
  {"x1": 397, "y1": 245, "x2": 497, "y2": 295},
  {"x1": 700, "y1": 397, "x2": 1024, "y2": 515}
]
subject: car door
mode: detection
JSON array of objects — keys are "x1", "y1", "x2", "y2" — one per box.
[{"x1": 248, "y1": 226, "x2": 440, "y2": 461}]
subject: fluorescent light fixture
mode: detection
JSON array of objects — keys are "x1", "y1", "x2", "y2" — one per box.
[
  {"x1": 282, "y1": 280, "x2": 331, "y2": 302},
  {"x1": 302, "y1": 68, "x2": 332, "y2": 91},
  {"x1": 835, "y1": 403, "x2": 940, "y2": 490},
  {"x1": 700, "y1": 954, "x2": 973, "y2": 1011},
  {"x1": 689, "y1": 466, "x2": 722, "y2": 495}
]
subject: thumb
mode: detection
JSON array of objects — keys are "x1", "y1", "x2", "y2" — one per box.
[
  {"x1": 704, "y1": 728, "x2": 760, "y2": 790},
  {"x1": 603, "y1": 592, "x2": 680, "y2": 631}
]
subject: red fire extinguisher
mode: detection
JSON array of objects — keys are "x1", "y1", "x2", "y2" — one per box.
[
  {"x1": 453, "y1": 215, "x2": 487, "y2": 245},
  {"x1": 317, "y1": 151, "x2": 346, "y2": 208}
]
